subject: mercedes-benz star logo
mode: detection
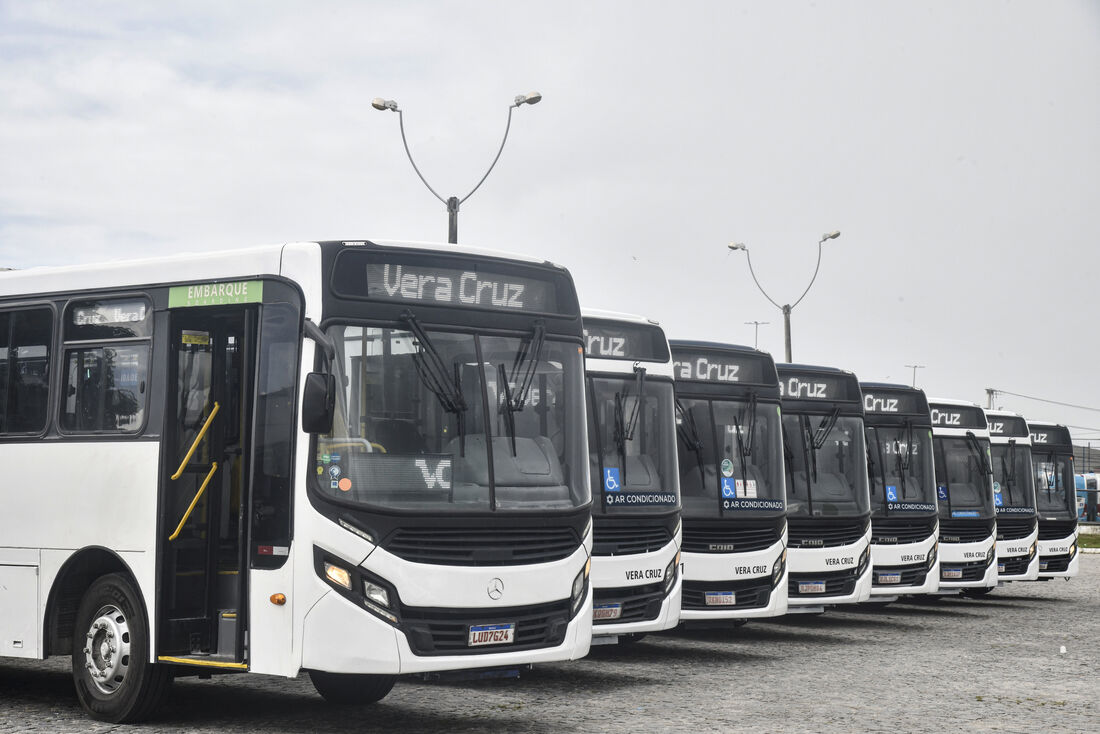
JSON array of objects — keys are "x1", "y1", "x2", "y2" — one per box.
[{"x1": 487, "y1": 577, "x2": 504, "y2": 600}]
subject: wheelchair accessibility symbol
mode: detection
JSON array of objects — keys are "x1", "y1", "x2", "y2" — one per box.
[
  {"x1": 604, "y1": 468, "x2": 621, "y2": 492},
  {"x1": 886, "y1": 485, "x2": 898, "y2": 502}
]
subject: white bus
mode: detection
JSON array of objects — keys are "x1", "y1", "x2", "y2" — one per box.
[
  {"x1": 582, "y1": 310, "x2": 681, "y2": 641},
  {"x1": 986, "y1": 410, "x2": 1039, "y2": 585},
  {"x1": 859, "y1": 383, "x2": 940, "y2": 598},
  {"x1": 670, "y1": 342, "x2": 788, "y2": 621},
  {"x1": 777, "y1": 364, "x2": 872, "y2": 610},
  {"x1": 0, "y1": 240, "x2": 594, "y2": 722},
  {"x1": 929, "y1": 399, "x2": 997, "y2": 591},
  {"x1": 1027, "y1": 422, "x2": 1079, "y2": 579}
]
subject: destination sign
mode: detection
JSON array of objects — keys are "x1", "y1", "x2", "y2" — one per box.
[
  {"x1": 861, "y1": 388, "x2": 928, "y2": 418},
  {"x1": 332, "y1": 251, "x2": 565, "y2": 314},
  {"x1": 1030, "y1": 426, "x2": 1071, "y2": 446},
  {"x1": 66, "y1": 298, "x2": 152, "y2": 340},
  {"x1": 929, "y1": 404, "x2": 986, "y2": 429},
  {"x1": 670, "y1": 348, "x2": 776, "y2": 385},
  {"x1": 987, "y1": 416, "x2": 1028, "y2": 438},
  {"x1": 583, "y1": 319, "x2": 670, "y2": 362},
  {"x1": 776, "y1": 371, "x2": 859, "y2": 402}
]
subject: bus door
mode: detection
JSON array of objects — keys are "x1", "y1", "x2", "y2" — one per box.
[{"x1": 159, "y1": 307, "x2": 255, "y2": 662}]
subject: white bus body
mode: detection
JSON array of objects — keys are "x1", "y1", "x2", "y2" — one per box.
[
  {"x1": 671, "y1": 342, "x2": 788, "y2": 621},
  {"x1": 582, "y1": 310, "x2": 682, "y2": 640},
  {"x1": 986, "y1": 410, "x2": 1039, "y2": 582},
  {"x1": 860, "y1": 383, "x2": 940, "y2": 598},
  {"x1": 1027, "y1": 422, "x2": 1079, "y2": 579},
  {"x1": 929, "y1": 399, "x2": 998, "y2": 591},
  {"x1": 0, "y1": 240, "x2": 593, "y2": 722},
  {"x1": 778, "y1": 364, "x2": 872, "y2": 609}
]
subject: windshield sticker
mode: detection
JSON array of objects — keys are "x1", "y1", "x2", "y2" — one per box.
[
  {"x1": 720, "y1": 459, "x2": 734, "y2": 477},
  {"x1": 338, "y1": 478, "x2": 352, "y2": 492},
  {"x1": 721, "y1": 477, "x2": 737, "y2": 498},
  {"x1": 888, "y1": 502, "x2": 936, "y2": 513},
  {"x1": 604, "y1": 468, "x2": 621, "y2": 493},
  {"x1": 181, "y1": 330, "x2": 210, "y2": 346},
  {"x1": 937, "y1": 486, "x2": 948, "y2": 501},
  {"x1": 950, "y1": 510, "x2": 980, "y2": 518},
  {"x1": 605, "y1": 492, "x2": 677, "y2": 507},
  {"x1": 722, "y1": 497, "x2": 784, "y2": 512},
  {"x1": 997, "y1": 506, "x2": 1035, "y2": 515},
  {"x1": 886, "y1": 485, "x2": 898, "y2": 502},
  {"x1": 994, "y1": 492, "x2": 1003, "y2": 507}
]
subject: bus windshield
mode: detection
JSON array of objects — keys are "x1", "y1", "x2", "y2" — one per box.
[
  {"x1": 313, "y1": 324, "x2": 590, "y2": 512},
  {"x1": 1033, "y1": 453, "x2": 1076, "y2": 518},
  {"x1": 782, "y1": 413, "x2": 869, "y2": 518},
  {"x1": 676, "y1": 397, "x2": 784, "y2": 518},
  {"x1": 932, "y1": 436, "x2": 995, "y2": 520},
  {"x1": 865, "y1": 424, "x2": 937, "y2": 515},
  {"x1": 991, "y1": 443, "x2": 1035, "y2": 513},
  {"x1": 587, "y1": 376, "x2": 679, "y2": 513}
]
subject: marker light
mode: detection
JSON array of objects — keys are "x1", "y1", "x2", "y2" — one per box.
[
  {"x1": 324, "y1": 562, "x2": 353, "y2": 590},
  {"x1": 270, "y1": 593, "x2": 287, "y2": 606}
]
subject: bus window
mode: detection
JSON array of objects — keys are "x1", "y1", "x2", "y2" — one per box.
[{"x1": 0, "y1": 308, "x2": 53, "y2": 434}]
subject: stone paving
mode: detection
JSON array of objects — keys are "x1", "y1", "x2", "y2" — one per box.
[{"x1": 1, "y1": 556, "x2": 1095, "y2": 733}]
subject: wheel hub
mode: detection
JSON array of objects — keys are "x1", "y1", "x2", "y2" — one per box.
[{"x1": 83, "y1": 604, "x2": 131, "y2": 694}]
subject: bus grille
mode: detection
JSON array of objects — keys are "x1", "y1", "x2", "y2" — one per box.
[
  {"x1": 939, "y1": 559, "x2": 990, "y2": 582},
  {"x1": 788, "y1": 567, "x2": 861, "y2": 597},
  {"x1": 681, "y1": 578, "x2": 773, "y2": 611},
  {"x1": 383, "y1": 527, "x2": 578, "y2": 566},
  {"x1": 787, "y1": 518, "x2": 868, "y2": 548},
  {"x1": 996, "y1": 517, "x2": 1036, "y2": 541},
  {"x1": 592, "y1": 582, "x2": 665, "y2": 624},
  {"x1": 401, "y1": 599, "x2": 571, "y2": 656},
  {"x1": 681, "y1": 520, "x2": 782, "y2": 554},
  {"x1": 870, "y1": 517, "x2": 937, "y2": 545},
  {"x1": 999, "y1": 555, "x2": 1032, "y2": 576},
  {"x1": 593, "y1": 521, "x2": 673, "y2": 556},
  {"x1": 1037, "y1": 520, "x2": 1077, "y2": 541},
  {"x1": 872, "y1": 562, "x2": 928, "y2": 587},
  {"x1": 938, "y1": 518, "x2": 995, "y2": 544},
  {"x1": 1040, "y1": 553, "x2": 1072, "y2": 573}
]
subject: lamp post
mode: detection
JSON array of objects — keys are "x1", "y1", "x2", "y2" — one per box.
[
  {"x1": 744, "y1": 320, "x2": 770, "y2": 349},
  {"x1": 372, "y1": 92, "x2": 542, "y2": 244},
  {"x1": 728, "y1": 231, "x2": 840, "y2": 363},
  {"x1": 904, "y1": 364, "x2": 926, "y2": 387}
]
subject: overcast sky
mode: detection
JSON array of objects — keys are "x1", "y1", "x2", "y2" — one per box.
[{"x1": 2, "y1": 1, "x2": 1099, "y2": 439}]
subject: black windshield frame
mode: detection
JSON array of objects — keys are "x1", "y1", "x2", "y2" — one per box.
[
  {"x1": 781, "y1": 410, "x2": 870, "y2": 519},
  {"x1": 865, "y1": 423, "x2": 937, "y2": 517},
  {"x1": 932, "y1": 436, "x2": 995, "y2": 520},
  {"x1": 1031, "y1": 449, "x2": 1077, "y2": 519},
  {"x1": 991, "y1": 441, "x2": 1036, "y2": 514}
]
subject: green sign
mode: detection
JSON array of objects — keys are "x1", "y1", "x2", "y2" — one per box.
[{"x1": 169, "y1": 280, "x2": 264, "y2": 308}]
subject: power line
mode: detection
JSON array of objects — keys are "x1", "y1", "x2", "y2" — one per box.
[{"x1": 989, "y1": 388, "x2": 1100, "y2": 414}]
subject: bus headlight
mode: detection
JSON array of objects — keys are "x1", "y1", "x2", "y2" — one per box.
[
  {"x1": 1069, "y1": 541, "x2": 1077, "y2": 558},
  {"x1": 926, "y1": 542, "x2": 938, "y2": 570},
  {"x1": 663, "y1": 552, "x2": 680, "y2": 596},
  {"x1": 571, "y1": 558, "x2": 590, "y2": 616},
  {"x1": 856, "y1": 547, "x2": 870, "y2": 576},
  {"x1": 324, "y1": 562, "x2": 353, "y2": 590},
  {"x1": 1027, "y1": 542, "x2": 1037, "y2": 560},
  {"x1": 986, "y1": 544, "x2": 996, "y2": 565},
  {"x1": 771, "y1": 549, "x2": 787, "y2": 588}
]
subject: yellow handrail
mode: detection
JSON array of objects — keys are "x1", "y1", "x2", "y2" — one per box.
[
  {"x1": 168, "y1": 462, "x2": 218, "y2": 541},
  {"x1": 171, "y1": 402, "x2": 220, "y2": 480}
]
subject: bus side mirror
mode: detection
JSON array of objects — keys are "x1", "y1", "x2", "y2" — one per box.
[{"x1": 302, "y1": 372, "x2": 335, "y2": 434}]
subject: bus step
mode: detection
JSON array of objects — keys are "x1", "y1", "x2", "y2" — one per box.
[{"x1": 217, "y1": 609, "x2": 238, "y2": 658}]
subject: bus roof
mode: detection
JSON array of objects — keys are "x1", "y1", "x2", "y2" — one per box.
[{"x1": 859, "y1": 381, "x2": 931, "y2": 420}]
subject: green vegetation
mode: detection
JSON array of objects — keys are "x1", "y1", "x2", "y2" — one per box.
[{"x1": 1077, "y1": 533, "x2": 1100, "y2": 549}]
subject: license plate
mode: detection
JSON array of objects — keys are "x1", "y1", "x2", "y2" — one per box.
[
  {"x1": 877, "y1": 572, "x2": 901, "y2": 585},
  {"x1": 468, "y1": 623, "x2": 515, "y2": 647},
  {"x1": 997, "y1": 563, "x2": 1005, "y2": 573},
  {"x1": 1040, "y1": 561, "x2": 1049, "y2": 571},
  {"x1": 593, "y1": 603, "x2": 622, "y2": 620},
  {"x1": 798, "y1": 581, "x2": 826, "y2": 594},
  {"x1": 942, "y1": 568, "x2": 963, "y2": 579},
  {"x1": 704, "y1": 591, "x2": 737, "y2": 606}
]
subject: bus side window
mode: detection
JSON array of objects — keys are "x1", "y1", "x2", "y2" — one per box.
[{"x1": 1, "y1": 308, "x2": 53, "y2": 435}]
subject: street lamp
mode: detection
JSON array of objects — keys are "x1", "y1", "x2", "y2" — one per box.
[
  {"x1": 744, "y1": 320, "x2": 770, "y2": 349},
  {"x1": 727, "y1": 231, "x2": 841, "y2": 362},
  {"x1": 371, "y1": 92, "x2": 542, "y2": 244},
  {"x1": 904, "y1": 364, "x2": 926, "y2": 387}
]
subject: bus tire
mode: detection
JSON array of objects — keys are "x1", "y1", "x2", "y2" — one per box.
[
  {"x1": 71, "y1": 573, "x2": 172, "y2": 723},
  {"x1": 309, "y1": 671, "x2": 397, "y2": 705}
]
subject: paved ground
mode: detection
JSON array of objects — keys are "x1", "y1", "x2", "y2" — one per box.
[{"x1": 1, "y1": 557, "x2": 1095, "y2": 733}]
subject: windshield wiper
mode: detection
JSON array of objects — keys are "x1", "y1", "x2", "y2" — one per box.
[
  {"x1": 675, "y1": 398, "x2": 707, "y2": 490},
  {"x1": 812, "y1": 408, "x2": 841, "y2": 450},
  {"x1": 401, "y1": 310, "x2": 466, "y2": 416},
  {"x1": 497, "y1": 321, "x2": 546, "y2": 457},
  {"x1": 613, "y1": 366, "x2": 647, "y2": 481},
  {"x1": 742, "y1": 391, "x2": 759, "y2": 457},
  {"x1": 965, "y1": 430, "x2": 992, "y2": 476},
  {"x1": 801, "y1": 414, "x2": 818, "y2": 485},
  {"x1": 731, "y1": 413, "x2": 750, "y2": 484}
]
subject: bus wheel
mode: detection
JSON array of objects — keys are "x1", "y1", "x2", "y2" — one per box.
[
  {"x1": 310, "y1": 671, "x2": 397, "y2": 704},
  {"x1": 72, "y1": 573, "x2": 172, "y2": 723}
]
